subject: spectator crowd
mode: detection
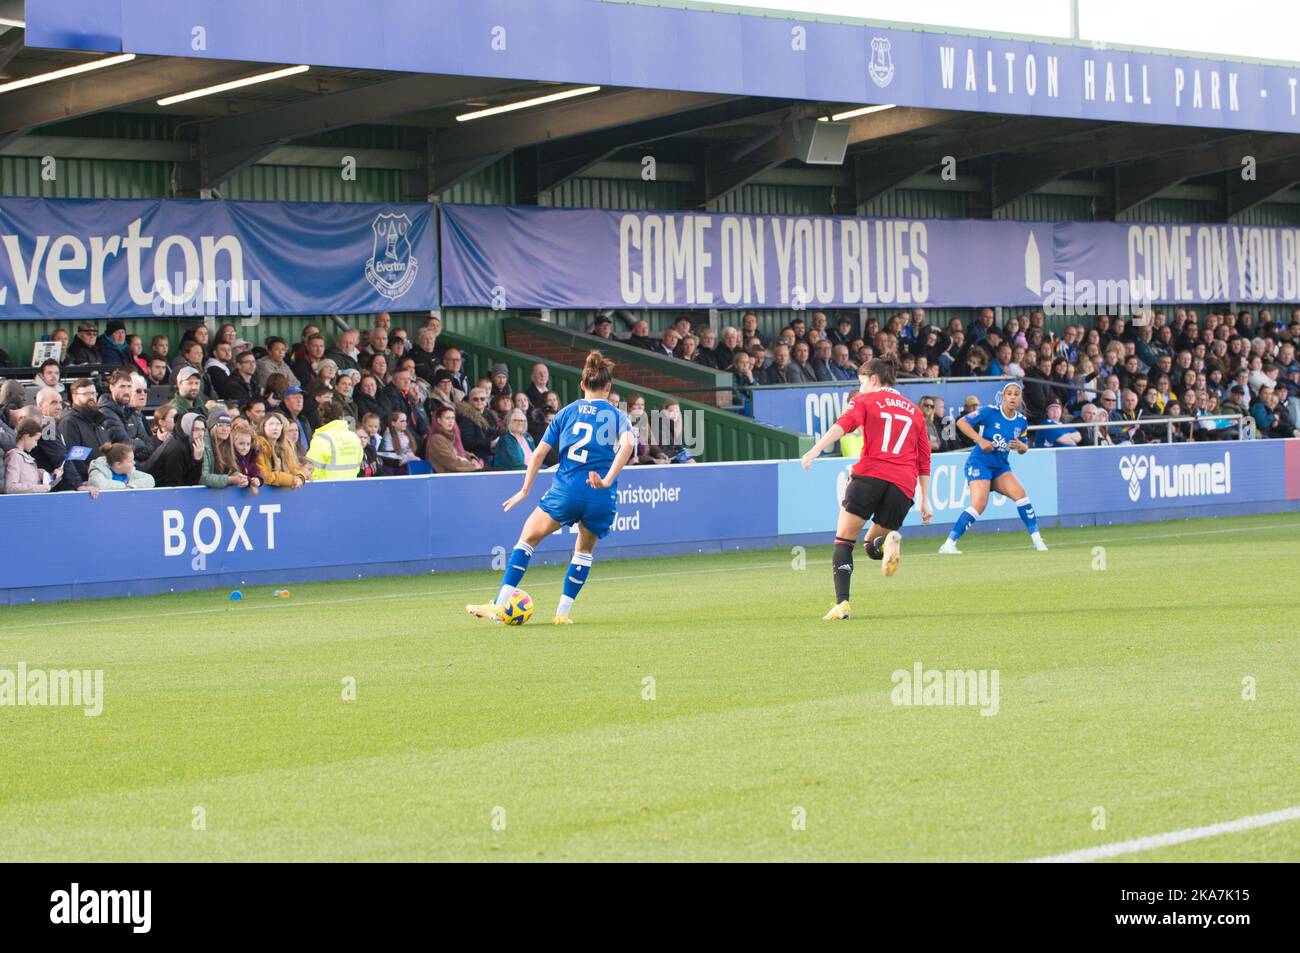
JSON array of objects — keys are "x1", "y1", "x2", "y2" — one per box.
[
  {"x1": 0, "y1": 312, "x2": 702, "y2": 495},
  {"x1": 2, "y1": 304, "x2": 1298, "y2": 495},
  {"x1": 588, "y1": 305, "x2": 1300, "y2": 447}
]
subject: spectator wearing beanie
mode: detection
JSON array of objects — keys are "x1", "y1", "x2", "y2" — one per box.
[
  {"x1": 145, "y1": 412, "x2": 207, "y2": 487},
  {"x1": 98, "y1": 320, "x2": 131, "y2": 367},
  {"x1": 201, "y1": 410, "x2": 241, "y2": 489}
]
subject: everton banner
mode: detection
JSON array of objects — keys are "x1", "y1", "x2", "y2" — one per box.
[
  {"x1": 0, "y1": 198, "x2": 437, "y2": 320},
  {"x1": 441, "y1": 203, "x2": 1300, "y2": 310}
]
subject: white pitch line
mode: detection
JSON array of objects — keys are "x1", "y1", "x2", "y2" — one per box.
[
  {"x1": 1026, "y1": 805, "x2": 1300, "y2": 862},
  {"x1": 2, "y1": 518, "x2": 1296, "y2": 633}
]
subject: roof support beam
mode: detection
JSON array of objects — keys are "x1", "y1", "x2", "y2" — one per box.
[
  {"x1": 1114, "y1": 134, "x2": 1300, "y2": 214},
  {"x1": 991, "y1": 126, "x2": 1236, "y2": 211}
]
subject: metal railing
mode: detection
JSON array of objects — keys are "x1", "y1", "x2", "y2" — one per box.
[{"x1": 1018, "y1": 413, "x2": 1250, "y2": 444}]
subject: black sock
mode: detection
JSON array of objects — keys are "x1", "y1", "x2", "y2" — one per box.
[{"x1": 832, "y1": 538, "x2": 854, "y2": 603}]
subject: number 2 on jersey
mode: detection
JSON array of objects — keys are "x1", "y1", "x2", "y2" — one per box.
[
  {"x1": 567, "y1": 421, "x2": 593, "y2": 462},
  {"x1": 878, "y1": 412, "x2": 913, "y2": 455}
]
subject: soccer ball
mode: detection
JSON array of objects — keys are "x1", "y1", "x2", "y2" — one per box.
[{"x1": 500, "y1": 589, "x2": 534, "y2": 625}]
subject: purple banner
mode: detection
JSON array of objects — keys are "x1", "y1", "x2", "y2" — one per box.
[
  {"x1": 441, "y1": 204, "x2": 1300, "y2": 310},
  {"x1": 28, "y1": 0, "x2": 1300, "y2": 133}
]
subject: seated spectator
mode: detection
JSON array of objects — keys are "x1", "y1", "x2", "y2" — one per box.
[
  {"x1": 152, "y1": 404, "x2": 179, "y2": 445},
  {"x1": 363, "y1": 350, "x2": 391, "y2": 386},
  {"x1": 353, "y1": 372, "x2": 386, "y2": 422},
  {"x1": 292, "y1": 333, "x2": 327, "y2": 386},
  {"x1": 306, "y1": 399, "x2": 364, "y2": 480},
  {"x1": 1252, "y1": 386, "x2": 1300, "y2": 438},
  {"x1": 147, "y1": 356, "x2": 172, "y2": 388},
  {"x1": 694, "y1": 327, "x2": 720, "y2": 368},
  {"x1": 200, "y1": 410, "x2": 242, "y2": 489},
  {"x1": 488, "y1": 363, "x2": 512, "y2": 400},
  {"x1": 87, "y1": 441, "x2": 156, "y2": 491},
  {"x1": 332, "y1": 370, "x2": 360, "y2": 425},
  {"x1": 241, "y1": 398, "x2": 267, "y2": 429},
  {"x1": 439, "y1": 348, "x2": 470, "y2": 394},
  {"x1": 143, "y1": 412, "x2": 206, "y2": 487},
  {"x1": 714, "y1": 326, "x2": 742, "y2": 369},
  {"x1": 204, "y1": 340, "x2": 235, "y2": 396},
  {"x1": 626, "y1": 394, "x2": 669, "y2": 465},
  {"x1": 590, "y1": 315, "x2": 614, "y2": 339},
  {"x1": 920, "y1": 396, "x2": 944, "y2": 453},
  {"x1": 282, "y1": 386, "x2": 313, "y2": 454},
  {"x1": 1164, "y1": 400, "x2": 1193, "y2": 443},
  {"x1": 524, "y1": 362, "x2": 550, "y2": 406},
  {"x1": 125, "y1": 334, "x2": 149, "y2": 375},
  {"x1": 381, "y1": 367, "x2": 430, "y2": 447},
  {"x1": 5, "y1": 418, "x2": 62, "y2": 493},
  {"x1": 656, "y1": 400, "x2": 694, "y2": 463},
  {"x1": 220, "y1": 349, "x2": 259, "y2": 405},
  {"x1": 312, "y1": 357, "x2": 339, "y2": 391},
  {"x1": 730, "y1": 352, "x2": 757, "y2": 414},
  {"x1": 955, "y1": 396, "x2": 981, "y2": 448},
  {"x1": 1075, "y1": 403, "x2": 1111, "y2": 447},
  {"x1": 489, "y1": 391, "x2": 514, "y2": 430},
  {"x1": 378, "y1": 410, "x2": 421, "y2": 475},
  {"x1": 36, "y1": 359, "x2": 63, "y2": 393},
  {"x1": 165, "y1": 364, "x2": 202, "y2": 416},
  {"x1": 425, "y1": 406, "x2": 483, "y2": 473},
  {"x1": 354, "y1": 412, "x2": 382, "y2": 477},
  {"x1": 218, "y1": 419, "x2": 264, "y2": 490},
  {"x1": 149, "y1": 334, "x2": 170, "y2": 364},
  {"x1": 257, "y1": 413, "x2": 306, "y2": 489},
  {"x1": 493, "y1": 409, "x2": 535, "y2": 470},
  {"x1": 624, "y1": 319, "x2": 655, "y2": 350},
  {"x1": 456, "y1": 387, "x2": 499, "y2": 466},
  {"x1": 326, "y1": 329, "x2": 362, "y2": 373},
  {"x1": 67, "y1": 322, "x2": 101, "y2": 365},
  {"x1": 255, "y1": 336, "x2": 300, "y2": 391},
  {"x1": 59, "y1": 378, "x2": 114, "y2": 486},
  {"x1": 789, "y1": 341, "x2": 816, "y2": 383},
  {"x1": 1136, "y1": 387, "x2": 1166, "y2": 443},
  {"x1": 1034, "y1": 399, "x2": 1082, "y2": 447},
  {"x1": 763, "y1": 343, "x2": 797, "y2": 384},
  {"x1": 427, "y1": 368, "x2": 464, "y2": 415},
  {"x1": 304, "y1": 381, "x2": 335, "y2": 430}
]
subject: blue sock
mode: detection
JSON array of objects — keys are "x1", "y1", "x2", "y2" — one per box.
[
  {"x1": 949, "y1": 506, "x2": 979, "y2": 542},
  {"x1": 557, "y1": 551, "x2": 593, "y2": 616},
  {"x1": 495, "y1": 540, "x2": 534, "y2": 605},
  {"x1": 1016, "y1": 498, "x2": 1040, "y2": 536}
]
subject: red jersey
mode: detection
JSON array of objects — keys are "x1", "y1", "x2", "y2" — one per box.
[{"x1": 834, "y1": 388, "x2": 931, "y2": 496}]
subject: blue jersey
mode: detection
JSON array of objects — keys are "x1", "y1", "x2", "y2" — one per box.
[
  {"x1": 964, "y1": 404, "x2": 1028, "y2": 469},
  {"x1": 543, "y1": 398, "x2": 633, "y2": 500}
]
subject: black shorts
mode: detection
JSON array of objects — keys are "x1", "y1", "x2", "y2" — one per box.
[{"x1": 841, "y1": 475, "x2": 914, "y2": 531}]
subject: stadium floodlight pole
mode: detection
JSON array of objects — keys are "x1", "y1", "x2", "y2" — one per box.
[
  {"x1": 0, "y1": 52, "x2": 136, "y2": 95},
  {"x1": 454, "y1": 86, "x2": 601, "y2": 122},
  {"x1": 156, "y1": 64, "x2": 310, "y2": 106}
]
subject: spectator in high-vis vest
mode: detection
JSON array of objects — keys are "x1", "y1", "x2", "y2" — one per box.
[{"x1": 306, "y1": 399, "x2": 364, "y2": 480}]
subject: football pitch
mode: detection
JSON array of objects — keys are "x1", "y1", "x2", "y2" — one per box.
[{"x1": 2, "y1": 512, "x2": 1296, "y2": 862}]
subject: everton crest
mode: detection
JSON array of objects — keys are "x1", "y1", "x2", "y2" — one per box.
[
  {"x1": 869, "y1": 36, "x2": 895, "y2": 88},
  {"x1": 365, "y1": 211, "x2": 419, "y2": 299}
]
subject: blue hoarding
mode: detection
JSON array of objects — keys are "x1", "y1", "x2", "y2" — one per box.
[
  {"x1": 1054, "y1": 440, "x2": 1286, "y2": 514},
  {"x1": 752, "y1": 379, "x2": 1009, "y2": 439},
  {"x1": 1, "y1": 443, "x2": 1293, "y2": 604},
  {"x1": 0, "y1": 198, "x2": 437, "y2": 320},
  {"x1": 776, "y1": 449, "x2": 1059, "y2": 536}
]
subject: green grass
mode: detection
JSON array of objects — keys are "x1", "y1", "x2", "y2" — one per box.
[{"x1": 2, "y1": 513, "x2": 1297, "y2": 861}]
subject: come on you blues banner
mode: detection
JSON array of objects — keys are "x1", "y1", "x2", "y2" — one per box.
[
  {"x1": 0, "y1": 198, "x2": 438, "y2": 320},
  {"x1": 440, "y1": 204, "x2": 1300, "y2": 310}
]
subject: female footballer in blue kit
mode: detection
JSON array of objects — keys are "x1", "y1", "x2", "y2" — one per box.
[
  {"x1": 939, "y1": 380, "x2": 1048, "y2": 554},
  {"x1": 467, "y1": 351, "x2": 635, "y2": 624}
]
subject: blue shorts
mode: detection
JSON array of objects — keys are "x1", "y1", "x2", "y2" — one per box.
[
  {"x1": 964, "y1": 460, "x2": 1011, "y2": 483},
  {"x1": 539, "y1": 488, "x2": 618, "y2": 538}
]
